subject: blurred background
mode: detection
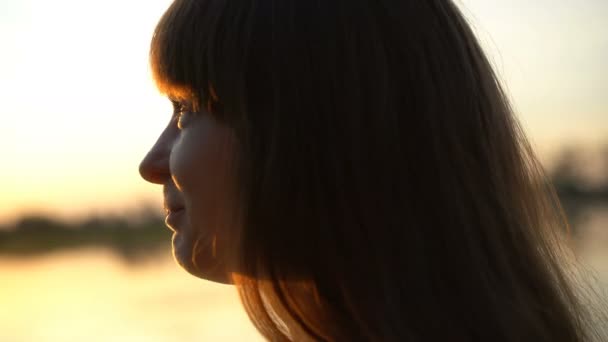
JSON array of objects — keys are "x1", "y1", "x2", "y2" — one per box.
[{"x1": 0, "y1": 0, "x2": 606, "y2": 340}]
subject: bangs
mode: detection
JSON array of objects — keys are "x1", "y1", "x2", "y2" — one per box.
[{"x1": 149, "y1": 0, "x2": 252, "y2": 118}]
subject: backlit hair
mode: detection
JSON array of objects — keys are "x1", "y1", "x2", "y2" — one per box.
[{"x1": 150, "y1": 0, "x2": 607, "y2": 340}]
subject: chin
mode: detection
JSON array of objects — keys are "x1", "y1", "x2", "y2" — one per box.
[{"x1": 171, "y1": 231, "x2": 234, "y2": 284}]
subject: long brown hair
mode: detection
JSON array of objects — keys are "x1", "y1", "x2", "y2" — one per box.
[{"x1": 149, "y1": 0, "x2": 606, "y2": 340}]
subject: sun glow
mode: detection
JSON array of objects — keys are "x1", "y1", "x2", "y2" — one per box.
[
  {"x1": 0, "y1": 0, "x2": 175, "y2": 224},
  {"x1": 0, "y1": 0, "x2": 606, "y2": 224}
]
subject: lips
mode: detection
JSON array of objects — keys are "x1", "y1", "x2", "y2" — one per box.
[
  {"x1": 164, "y1": 204, "x2": 185, "y2": 214},
  {"x1": 163, "y1": 184, "x2": 186, "y2": 231},
  {"x1": 165, "y1": 207, "x2": 185, "y2": 232}
]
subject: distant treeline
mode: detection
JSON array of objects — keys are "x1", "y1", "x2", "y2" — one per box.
[
  {"x1": 549, "y1": 145, "x2": 608, "y2": 227},
  {"x1": 0, "y1": 146, "x2": 606, "y2": 261},
  {"x1": 0, "y1": 209, "x2": 170, "y2": 263}
]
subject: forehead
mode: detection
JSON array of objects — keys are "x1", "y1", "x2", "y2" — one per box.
[
  {"x1": 159, "y1": 84, "x2": 196, "y2": 102},
  {"x1": 149, "y1": 0, "x2": 206, "y2": 109}
]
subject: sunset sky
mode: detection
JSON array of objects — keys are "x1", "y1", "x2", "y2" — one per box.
[{"x1": 1, "y1": 0, "x2": 606, "y2": 224}]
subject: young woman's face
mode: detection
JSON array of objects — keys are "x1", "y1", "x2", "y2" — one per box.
[{"x1": 139, "y1": 100, "x2": 238, "y2": 284}]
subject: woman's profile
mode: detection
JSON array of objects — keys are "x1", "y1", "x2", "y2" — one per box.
[{"x1": 139, "y1": 0, "x2": 607, "y2": 340}]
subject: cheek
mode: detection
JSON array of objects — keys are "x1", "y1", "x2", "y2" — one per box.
[
  {"x1": 170, "y1": 123, "x2": 221, "y2": 191},
  {"x1": 169, "y1": 134, "x2": 203, "y2": 192},
  {"x1": 170, "y1": 126, "x2": 238, "y2": 227}
]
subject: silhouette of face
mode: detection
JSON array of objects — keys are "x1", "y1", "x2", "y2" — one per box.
[{"x1": 139, "y1": 99, "x2": 238, "y2": 284}]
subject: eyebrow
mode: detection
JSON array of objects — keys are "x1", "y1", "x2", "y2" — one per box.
[
  {"x1": 163, "y1": 84, "x2": 219, "y2": 114},
  {"x1": 165, "y1": 91, "x2": 191, "y2": 102},
  {"x1": 166, "y1": 91, "x2": 197, "y2": 109},
  {"x1": 158, "y1": 83, "x2": 195, "y2": 102},
  {"x1": 168, "y1": 96, "x2": 195, "y2": 110}
]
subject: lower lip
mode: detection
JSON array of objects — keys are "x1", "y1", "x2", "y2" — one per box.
[{"x1": 165, "y1": 209, "x2": 185, "y2": 231}]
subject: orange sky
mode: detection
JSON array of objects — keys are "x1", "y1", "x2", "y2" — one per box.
[{"x1": 0, "y1": 0, "x2": 606, "y2": 225}]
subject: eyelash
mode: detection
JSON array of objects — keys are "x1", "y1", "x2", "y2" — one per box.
[
  {"x1": 170, "y1": 97, "x2": 219, "y2": 124},
  {"x1": 171, "y1": 100, "x2": 192, "y2": 129},
  {"x1": 171, "y1": 100, "x2": 188, "y2": 115}
]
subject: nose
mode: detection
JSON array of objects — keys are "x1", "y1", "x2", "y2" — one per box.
[{"x1": 139, "y1": 121, "x2": 176, "y2": 184}]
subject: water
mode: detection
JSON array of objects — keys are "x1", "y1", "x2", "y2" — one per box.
[
  {"x1": 1, "y1": 208, "x2": 606, "y2": 341},
  {"x1": 0, "y1": 249, "x2": 264, "y2": 341}
]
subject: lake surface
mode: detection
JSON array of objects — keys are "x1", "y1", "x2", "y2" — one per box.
[
  {"x1": 1, "y1": 208, "x2": 607, "y2": 341},
  {"x1": 0, "y1": 249, "x2": 264, "y2": 341}
]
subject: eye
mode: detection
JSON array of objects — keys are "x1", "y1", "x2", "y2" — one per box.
[
  {"x1": 171, "y1": 100, "x2": 193, "y2": 129},
  {"x1": 171, "y1": 99, "x2": 188, "y2": 115}
]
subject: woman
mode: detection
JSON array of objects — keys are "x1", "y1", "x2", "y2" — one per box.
[{"x1": 139, "y1": 0, "x2": 606, "y2": 340}]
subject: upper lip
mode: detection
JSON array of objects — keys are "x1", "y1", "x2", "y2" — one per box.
[
  {"x1": 163, "y1": 186, "x2": 185, "y2": 214},
  {"x1": 164, "y1": 203, "x2": 185, "y2": 214}
]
